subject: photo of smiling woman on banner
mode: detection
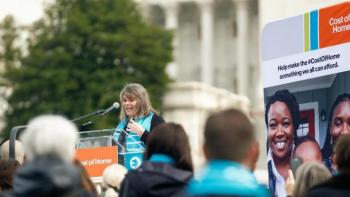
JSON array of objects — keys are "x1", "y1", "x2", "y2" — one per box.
[
  {"x1": 265, "y1": 89, "x2": 300, "y2": 197},
  {"x1": 322, "y1": 93, "x2": 350, "y2": 174}
]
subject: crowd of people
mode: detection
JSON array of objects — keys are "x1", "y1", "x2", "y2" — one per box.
[{"x1": 1, "y1": 83, "x2": 350, "y2": 197}]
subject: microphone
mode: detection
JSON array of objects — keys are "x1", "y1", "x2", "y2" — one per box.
[{"x1": 100, "y1": 102, "x2": 120, "y2": 116}]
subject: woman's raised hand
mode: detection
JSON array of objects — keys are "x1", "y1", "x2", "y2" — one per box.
[{"x1": 126, "y1": 119, "x2": 145, "y2": 137}]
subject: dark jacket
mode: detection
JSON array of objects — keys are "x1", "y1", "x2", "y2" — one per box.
[
  {"x1": 140, "y1": 114, "x2": 165, "y2": 143},
  {"x1": 307, "y1": 173, "x2": 350, "y2": 197},
  {"x1": 0, "y1": 154, "x2": 95, "y2": 197},
  {"x1": 119, "y1": 161, "x2": 193, "y2": 197}
]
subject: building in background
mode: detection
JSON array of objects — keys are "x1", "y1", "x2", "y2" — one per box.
[
  {"x1": 135, "y1": 0, "x2": 264, "y2": 172},
  {"x1": 136, "y1": 0, "x2": 349, "y2": 179},
  {"x1": 139, "y1": 0, "x2": 260, "y2": 98}
]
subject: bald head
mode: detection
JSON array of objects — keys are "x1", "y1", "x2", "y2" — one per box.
[
  {"x1": 0, "y1": 140, "x2": 25, "y2": 164},
  {"x1": 294, "y1": 140, "x2": 322, "y2": 163}
]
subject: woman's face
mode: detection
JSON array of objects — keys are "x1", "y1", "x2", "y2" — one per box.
[
  {"x1": 268, "y1": 101, "x2": 294, "y2": 160},
  {"x1": 122, "y1": 94, "x2": 138, "y2": 117},
  {"x1": 331, "y1": 100, "x2": 350, "y2": 144}
]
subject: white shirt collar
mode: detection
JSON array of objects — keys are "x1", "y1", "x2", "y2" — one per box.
[{"x1": 268, "y1": 149, "x2": 287, "y2": 197}]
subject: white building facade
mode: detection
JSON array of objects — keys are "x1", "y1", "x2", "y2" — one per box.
[
  {"x1": 136, "y1": 0, "x2": 265, "y2": 172},
  {"x1": 139, "y1": 0, "x2": 260, "y2": 99}
]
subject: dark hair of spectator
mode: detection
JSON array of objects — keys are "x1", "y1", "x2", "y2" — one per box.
[
  {"x1": 73, "y1": 159, "x2": 98, "y2": 196},
  {"x1": 334, "y1": 134, "x2": 350, "y2": 173},
  {"x1": 0, "y1": 159, "x2": 20, "y2": 191},
  {"x1": 204, "y1": 108, "x2": 255, "y2": 162},
  {"x1": 265, "y1": 89, "x2": 300, "y2": 143},
  {"x1": 144, "y1": 123, "x2": 193, "y2": 172}
]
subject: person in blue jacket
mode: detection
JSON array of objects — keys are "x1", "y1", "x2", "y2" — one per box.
[
  {"x1": 187, "y1": 109, "x2": 270, "y2": 197},
  {"x1": 113, "y1": 83, "x2": 165, "y2": 153}
]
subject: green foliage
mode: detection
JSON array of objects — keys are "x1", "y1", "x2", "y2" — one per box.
[
  {"x1": 0, "y1": 15, "x2": 22, "y2": 79},
  {"x1": 1, "y1": 0, "x2": 172, "y2": 138}
]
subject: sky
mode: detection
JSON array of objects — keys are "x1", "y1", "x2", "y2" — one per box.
[{"x1": 0, "y1": 0, "x2": 46, "y2": 25}]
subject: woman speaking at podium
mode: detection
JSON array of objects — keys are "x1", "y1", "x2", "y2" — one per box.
[{"x1": 113, "y1": 83, "x2": 165, "y2": 149}]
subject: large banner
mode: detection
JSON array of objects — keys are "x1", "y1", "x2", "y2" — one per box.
[{"x1": 261, "y1": 2, "x2": 350, "y2": 197}]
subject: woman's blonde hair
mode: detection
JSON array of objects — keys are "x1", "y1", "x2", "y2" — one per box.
[
  {"x1": 102, "y1": 164, "x2": 127, "y2": 197},
  {"x1": 293, "y1": 161, "x2": 331, "y2": 197},
  {"x1": 119, "y1": 83, "x2": 157, "y2": 120}
]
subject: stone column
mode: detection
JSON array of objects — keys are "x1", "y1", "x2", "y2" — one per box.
[
  {"x1": 198, "y1": 0, "x2": 214, "y2": 85},
  {"x1": 161, "y1": 1, "x2": 179, "y2": 79},
  {"x1": 235, "y1": 0, "x2": 249, "y2": 96},
  {"x1": 163, "y1": 2, "x2": 178, "y2": 29},
  {"x1": 137, "y1": 0, "x2": 152, "y2": 22}
]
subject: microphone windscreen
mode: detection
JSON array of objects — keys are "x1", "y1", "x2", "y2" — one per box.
[{"x1": 113, "y1": 102, "x2": 120, "y2": 109}]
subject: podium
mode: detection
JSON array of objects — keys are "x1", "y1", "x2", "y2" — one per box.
[
  {"x1": 75, "y1": 129, "x2": 118, "y2": 183},
  {"x1": 76, "y1": 128, "x2": 145, "y2": 172},
  {"x1": 113, "y1": 129, "x2": 145, "y2": 170}
]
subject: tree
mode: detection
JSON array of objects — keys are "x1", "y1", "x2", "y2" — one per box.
[
  {"x1": 0, "y1": 15, "x2": 22, "y2": 135},
  {"x1": 2, "y1": 0, "x2": 172, "y2": 138},
  {"x1": 0, "y1": 15, "x2": 22, "y2": 73}
]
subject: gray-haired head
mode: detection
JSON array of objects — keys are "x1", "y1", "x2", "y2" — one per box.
[{"x1": 21, "y1": 115, "x2": 78, "y2": 162}]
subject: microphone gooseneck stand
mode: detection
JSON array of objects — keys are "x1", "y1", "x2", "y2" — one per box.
[{"x1": 71, "y1": 109, "x2": 105, "y2": 122}]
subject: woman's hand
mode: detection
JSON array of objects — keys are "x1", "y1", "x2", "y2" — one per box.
[{"x1": 126, "y1": 119, "x2": 145, "y2": 137}]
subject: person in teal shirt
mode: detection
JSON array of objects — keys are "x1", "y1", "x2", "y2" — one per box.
[{"x1": 187, "y1": 109, "x2": 271, "y2": 197}]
